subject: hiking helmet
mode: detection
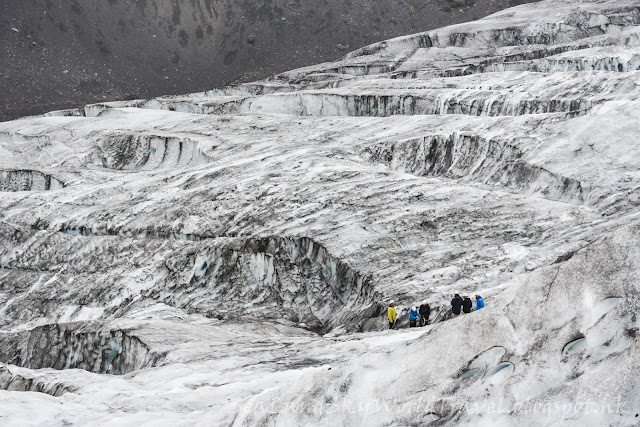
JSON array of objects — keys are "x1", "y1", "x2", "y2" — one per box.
[{"x1": 411, "y1": 307, "x2": 416, "y2": 311}]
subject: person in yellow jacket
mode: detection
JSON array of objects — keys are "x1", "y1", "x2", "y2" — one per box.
[{"x1": 388, "y1": 300, "x2": 397, "y2": 329}]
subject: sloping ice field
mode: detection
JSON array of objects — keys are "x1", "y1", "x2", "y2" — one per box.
[{"x1": 1, "y1": 0, "x2": 640, "y2": 425}]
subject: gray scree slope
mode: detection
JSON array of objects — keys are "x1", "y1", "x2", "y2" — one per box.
[{"x1": 0, "y1": 0, "x2": 537, "y2": 121}]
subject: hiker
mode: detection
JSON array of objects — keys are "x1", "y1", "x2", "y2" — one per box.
[
  {"x1": 451, "y1": 294, "x2": 463, "y2": 317},
  {"x1": 475, "y1": 295, "x2": 485, "y2": 310},
  {"x1": 409, "y1": 306, "x2": 420, "y2": 327},
  {"x1": 388, "y1": 300, "x2": 397, "y2": 329},
  {"x1": 462, "y1": 296, "x2": 472, "y2": 314},
  {"x1": 419, "y1": 300, "x2": 430, "y2": 326}
]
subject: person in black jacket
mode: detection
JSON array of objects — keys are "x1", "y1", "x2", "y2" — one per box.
[
  {"x1": 451, "y1": 294, "x2": 463, "y2": 317},
  {"x1": 462, "y1": 296, "x2": 473, "y2": 314},
  {"x1": 419, "y1": 300, "x2": 430, "y2": 326}
]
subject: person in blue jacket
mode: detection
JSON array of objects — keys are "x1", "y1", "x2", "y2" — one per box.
[
  {"x1": 409, "y1": 306, "x2": 420, "y2": 327},
  {"x1": 475, "y1": 295, "x2": 485, "y2": 310}
]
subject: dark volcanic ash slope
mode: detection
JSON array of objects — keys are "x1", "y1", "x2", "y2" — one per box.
[{"x1": 0, "y1": 0, "x2": 537, "y2": 121}]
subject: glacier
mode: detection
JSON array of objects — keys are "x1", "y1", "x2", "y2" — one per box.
[{"x1": 1, "y1": 0, "x2": 640, "y2": 425}]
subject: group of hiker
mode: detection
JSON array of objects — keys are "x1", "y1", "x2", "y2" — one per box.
[
  {"x1": 450, "y1": 293, "x2": 484, "y2": 317},
  {"x1": 387, "y1": 294, "x2": 485, "y2": 329}
]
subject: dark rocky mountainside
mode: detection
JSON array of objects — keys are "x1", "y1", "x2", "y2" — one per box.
[{"x1": 1, "y1": 0, "x2": 536, "y2": 121}]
